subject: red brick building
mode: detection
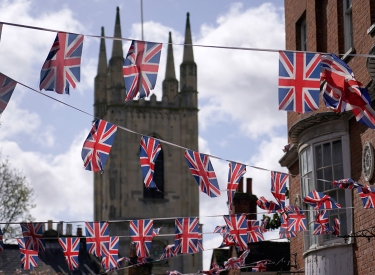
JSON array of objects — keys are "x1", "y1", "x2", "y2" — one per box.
[{"x1": 281, "y1": 1, "x2": 375, "y2": 274}]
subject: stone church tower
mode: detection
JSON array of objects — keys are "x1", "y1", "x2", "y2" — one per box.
[{"x1": 94, "y1": 8, "x2": 201, "y2": 274}]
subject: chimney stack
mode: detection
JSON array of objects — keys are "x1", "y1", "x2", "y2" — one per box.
[
  {"x1": 77, "y1": 227, "x2": 82, "y2": 237},
  {"x1": 47, "y1": 220, "x2": 53, "y2": 230},
  {"x1": 246, "y1": 178, "x2": 252, "y2": 195},
  {"x1": 66, "y1": 224, "x2": 72, "y2": 235},
  {"x1": 57, "y1": 221, "x2": 63, "y2": 235},
  {"x1": 237, "y1": 178, "x2": 244, "y2": 192}
]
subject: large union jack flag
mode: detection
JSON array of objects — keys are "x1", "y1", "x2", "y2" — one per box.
[
  {"x1": 303, "y1": 190, "x2": 341, "y2": 210},
  {"x1": 321, "y1": 54, "x2": 375, "y2": 128},
  {"x1": 247, "y1": 220, "x2": 264, "y2": 243},
  {"x1": 358, "y1": 185, "x2": 375, "y2": 208},
  {"x1": 285, "y1": 206, "x2": 307, "y2": 232},
  {"x1": 140, "y1": 136, "x2": 161, "y2": 188},
  {"x1": 58, "y1": 237, "x2": 80, "y2": 271},
  {"x1": 256, "y1": 196, "x2": 281, "y2": 213},
  {"x1": 40, "y1": 32, "x2": 84, "y2": 94},
  {"x1": 271, "y1": 171, "x2": 288, "y2": 210},
  {"x1": 223, "y1": 214, "x2": 248, "y2": 251},
  {"x1": 227, "y1": 162, "x2": 246, "y2": 213},
  {"x1": 0, "y1": 73, "x2": 17, "y2": 115},
  {"x1": 278, "y1": 51, "x2": 321, "y2": 113},
  {"x1": 0, "y1": 228, "x2": 3, "y2": 252},
  {"x1": 20, "y1": 223, "x2": 45, "y2": 252},
  {"x1": 130, "y1": 219, "x2": 154, "y2": 258},
  {"x1": 185, "y1": 150, "x2": 220, "y2": 197},
  {"x1": 17, "y1": 238, "x2": 38, "y2": 270},
  {"x1": 81, "y1": 119, "x2": 117, "y2": 172},
  {"x1": 333, "y1": 178, "x2": 362, "y2": 189},
  {"x1": 174, "y1": 217, "x2": 200, "y2": 254},
  {"x1": 85, "y1": 221, "x2": 110, "y2": 257},
  {"x1": 101, "y1": 236, "x2": 120, "y2": 270},
  {"x1": 313, "y1": 210, "x2": 330, "y2": 235},
  {"x1": 160, "y1": 244, "x2": 177, "y2": 260},
  {"x1": 123, "y1": 40, "x2": 162, "y2": 101}
]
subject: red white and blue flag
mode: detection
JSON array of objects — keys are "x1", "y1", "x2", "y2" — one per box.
[
  {"x1": 313, "y1": 210, "x2": 330, "y2": 235},
  {"x1": 198, "y1": 262, "x2": 222, "y2": 275},
  {"x1": 224, "y1": 250, "x2": 249, "y2": 270},
  {"x1": 223, "y1": 214, "x2": 248, "y2": 251},
  {"x1": 333, "y1": 178, "x2": 362, "y2": 189},
  {"x1": 17, "y1": 238, "x2": 38, "y2": 270},
  {"x1": 174, "y1": 217, "x2": 200, "y2": 254},
  {"x1": 303, "y1": 190, "x2": 341, "y2": 210},
  {"x1": 321, "y1": 54, "x2": 375, "y2": 129},
  {"x1": 256, "y1": 196, "x2": 281, "y2": 213},
  {"x1": 85, "y1": 221, "x2": 110, "y2": 257},
  {"x1": 247, "y1": 220, "x2": 264, "y2": 243},
  {"x1": 160, "y1": 244, "x2": 177, "y2": 260},
  {"x1": 20, "y1": 223, "x2": 45, "y2": 252},
  {"x1": 0, "y1": 73, "x2": 17, "y2": 115},
  {"x1": 101, "y1": 236, "x2": 120, "y2": 270},
  {"x1": 271, "y1": 171, "x2": 288, "y2": 210},
  {"x1": 185, "y1": 150, "x2": 220, "y2": 198},
  {"x1": 279, "y1": 213, "x2": 297, "y2": 239},
  {"x1": 252, "y1": 260, "x2": 268, "y2": 272},
  {"x1": 40, "y1": 32, "x2": 84, "y2": 94},
  {"x1": 167, "y1": 271, "x2": 182, "y2": 275},
  {"x1": 285, "y1": 206, "x2": 307, "y2": 232},
  {"x1": 82, "y1": 119, "x2": 117, "y2": 172},
  {"x1": 227, "y1": 162, "x2": 246, "y2": 213},
  {"x1": 327, "y1": 218, "x2": 340, "y2": 236},
  {"x1": 140, "y1": 136, "x2": 161, "y2": 188},
  {"x1": 130, "y1": 219, "x2": 154, "y2": 258},
  {"x1": 58, "y1": 237, "x2": 80, "y2": 271},
  {"x1": 278, "y1": 51, "x2": 321, "y2": 113},
  {"x1": 123, "y1": 40, "x2": 162, "y2": 101},
  {"x1": 357, "y1": 185, "x2": 375, "y2": 209}
]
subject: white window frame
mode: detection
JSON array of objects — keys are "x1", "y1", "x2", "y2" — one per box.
[
  {"x1": 343, "y1": 0, "x2": 353, "y2": 52},
  {"x1": 299, "y1": 131, "x2": 352, "y2": 251}
]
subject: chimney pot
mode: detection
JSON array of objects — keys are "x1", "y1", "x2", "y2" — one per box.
[
  {"x1": 77, "y1": 227, "x2": 82, "y2": 237},
  {"x1": 66, "y1": 224, "x2": 72, "y2": 235},
  {"x1": 246, "y1": 178, "x2": 252, "y2": 195},
  {"x1": 47, "y1": 220, "x2": 53, "y2": 230}
]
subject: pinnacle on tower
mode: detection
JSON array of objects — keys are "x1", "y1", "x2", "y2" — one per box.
[
  {"x1": 182, "y1": 12, "x2": 194, "y2": 63},
  {"x1": 165, "y1": 31, "x2": 176, "y2": 80},
  {"x1": 97, "y1": 26, "x2": 108, "y2": 75},
  {"x1": 111, "y1": 6, "x2": 123, "y2": 58}
]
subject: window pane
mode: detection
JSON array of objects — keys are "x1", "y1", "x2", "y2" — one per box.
[
  {"x1": 332, "y1": 140, "x2": 342, "y2": 165},
  {"x1": 338, "y1": 189, "x2": 346, "y2": 207},
  {"x1": 323, "y1": 142, "x2": 332, "y2": 166},
  {"x1": 316, "y1": 169, "x2": 324, "y2": 191},
  {"x1": 306, "y1": 147, "x2": 312, "y2": 171},
  {"x1": 323, "y1": 167, "x2": 333, "y2": 190},
  {"x1": 301, "y1": 150, "x2": 307, "y2": 175},
  {"x1": 333, "y1": 164, "x2": 344, "y2": 180},
  {"x1": 315, "y1": 145, "x2": 323, "y2": 169}
]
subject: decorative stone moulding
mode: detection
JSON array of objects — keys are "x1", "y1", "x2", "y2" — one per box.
[{"x1": 362, "y1": 141, "x2": 374, "y2": 182}]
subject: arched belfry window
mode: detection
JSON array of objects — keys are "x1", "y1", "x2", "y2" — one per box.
[{"x1": 143, "y1": 139, "x2": 164, "y2": 199}]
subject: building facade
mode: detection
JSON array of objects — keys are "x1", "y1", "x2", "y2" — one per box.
[
  {"x1": 94, "y1": 8, "x2": 201, "y2": 274},
  {"x1": 281, "y1": 1, "x2": 375, "y2": 274}
]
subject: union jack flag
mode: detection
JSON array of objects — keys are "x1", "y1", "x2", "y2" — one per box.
[
  {"x1": 327, "y1": 218, "x2": 340, "y2": 236},
  {"x1": 0, "y1": 73, "x2": 17, "y2": 115},
  {"x1": 101, "y1": 236, "x2": 120, "y2": 270},
  {"x1": 321, "y1": 54, "x2": 375, "y2": 128},
  {"x1": 285, "y1": 206, "x2": 307, "y2": 232},
  {"x1": 357, "y1": 185, "x2": 375, "y2": 208},
  {"x1": 85, "y1": 221, "x2": 110, "y2": 257},
  {"x1": 17, "y1": 238, "x2": 38, "y2": 270},
  {"x1": 214, "y1": 224, "x2": 229, "y2": 234},
  {"x1": 271, "y1": 171, "x2": 288, "y2": 209},
  {"x1": 256, "y1": 196, "x2": 281, "y2": 213},
  {"x1": 0, "y1": 227, "x2": 3, "y2": 252},
  {"x1": 223, "y1": 214, "x2": 248, "y2": 251},
  {"x1": 247, "y1": 220, "x2": 264, "y2": 243},
  {"x1": 218, "y1": 232, "x2": 236, "y2": 248},
  {"x1": 184, "y1": 150, "x2": 220, "y2": 198},
  {"x1": 160, "y1": 244, "x2": 177, "y2": 260},
  {"x1": 278, "y1": 51, "x2": 321, "y2": 113},
  {"x1": 303, "y1": 190, "x2": 341, "y2": 210},
  {"x1": 140, "y1": 136, "x2": 161, "y2": 188},
  {"x1": 123, "y1": 40, "x2": 162, "y2": 101},
  {"x1": 81, "y1": 119, "x2": 118, "y2": 172},
  {"x1": 167, "y1": 271, "x2": 182, "y2": 275},
  {"x1": 239, "y1": 249, "x2": 250, "y2": 265},
  {"x1": 227, "y1": 162, "x2": 246, "y2": 213},
  {"x1": 174, "y1": 217, "x2": 200, "y2": 254},
  {"x1": 224, "y1": 250, "x2": 249, "y2": 270},
  {"x1": 58, "y1": 237, "x2": 80, "y2": 271},
  {"x1": 40, "y1": 32, "x2": 84, "y2": 94},
  {"x1": 136, "y1": 257, "x2": 150, "y2": 265},
  {"x1": 103, "y1": 257, "x2": 125, "y2": 272},
  {"x1": 197, "y1": 233, "x2": 204, "y2": 252},
  {"x1": 279, "y1": 228, "x2": 297, "y2": 239},
  {"x1": 252, "y1": 260, "x2": 268, "y2": 272},
  {"x1": 20, "y1": 223, "x2": 45, "y2": 252},
  {"x1": 198, "y1": 262, "x2": 222, "y2": 275},
  {"x1": 153, "y1": 226, "x2": 161, "y2": 237},
  {"x1": 313, "y1": 210, "x2": 329, "y2": 235},
  {"x1": 130, "y1": 219, "x2": 154, "y2": 258},
  {"x1": 333, "y1": 178, "x2": 362, "y2": 189},
  {"x1": 260, "y1": 217, "x2": 269, "y2": 233}
]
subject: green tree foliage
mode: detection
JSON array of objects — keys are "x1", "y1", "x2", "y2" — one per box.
[{"x1": 0, "y1": 156, "x2": 35, "y2": 242}]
